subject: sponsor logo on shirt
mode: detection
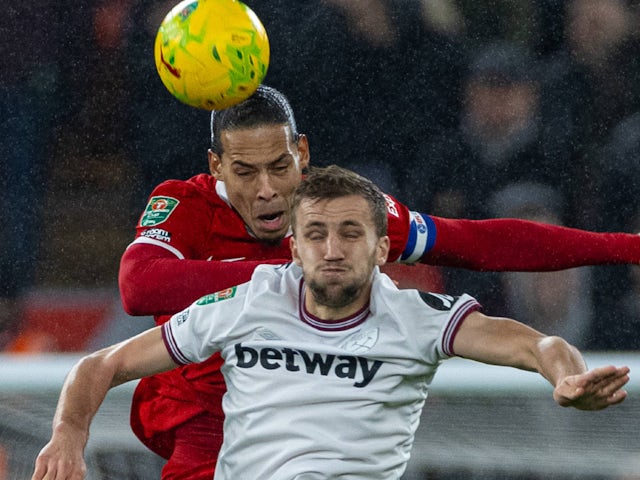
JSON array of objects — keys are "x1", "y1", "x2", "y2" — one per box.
[
  {"x1": 140, "y1": 228, "x2": 172, "y2": 243},
  {"x1": 196, "y1": 287, "x2": 237, "y2": 305},
  {"x1": 175, "y1": 309, "x2": 189, "y2": 326},
  {"x1": 253, "y1": 328, "x2": 282, "y2": 341},
  {"x1": 412, "y1": 211, "x2": 427, "y2": 234},
  {"x1": 419, "y1": 292, "x2": 456, "y2": 311},
  {"x1": 140, "y1": 196, "x2": 180, "y2": 227},
  {"x1": 234, "y1": 343, "x2": 383, "y2": 388}
]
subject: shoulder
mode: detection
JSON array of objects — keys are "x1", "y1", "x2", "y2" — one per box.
[
  {"x1": 372, "y1": 272, "x2": 479, "y2": 316},
  {"x1": 415, "y1": 292, "x2": 480, "y2": 315},
  {"x1": 251, "y1": 262, "x2": 300, "y2": 293},
  {"x1": 150, "y1": 174, "x2": 223, "y2": 203},
  {"x1": 139, "y1": 175, "x2": 229, "y2": 226},
  {"x1": 135, "y1": 175, "x2": 235, "y2": 240}
]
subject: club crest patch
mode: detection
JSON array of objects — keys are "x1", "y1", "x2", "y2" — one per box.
[
  {"x1": 140, "y1": 196, "x2": 180, "y2": 227},
  {"x1": 340, "y1": 328, "x2": 379, "y2": 354},
  {"x1": 196, "y1": 287, "x2": 237, "y2": 305}
]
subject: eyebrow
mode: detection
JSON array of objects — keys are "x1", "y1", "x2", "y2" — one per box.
[
  {"x1": 303, "y1": 219, "x2": 363, "y2": 229},
  {"x1": 231, "y1": 154, "x2": 291, "y2": 169}
]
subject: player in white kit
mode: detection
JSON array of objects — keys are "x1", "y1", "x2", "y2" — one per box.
[{"x1": 33, "y1": 166, "x2": 630, "y2": 480}]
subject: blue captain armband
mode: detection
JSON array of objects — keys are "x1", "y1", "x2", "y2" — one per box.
[{"x1": 400, "y1": 212, "x2": 436, "y2": 263}]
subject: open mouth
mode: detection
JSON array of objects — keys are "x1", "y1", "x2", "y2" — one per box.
[
  {"x1": 257, "y1": 211, "x2": 285, "y2": 230},
  {"x1": 259, "y1": 212, "x2": 283, "y2": 221}
]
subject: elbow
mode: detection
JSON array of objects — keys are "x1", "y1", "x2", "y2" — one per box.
[
  {"x1": 119, "y1": 272, "x2": 149, "y2": 316},
  {"x1": 535, "y1": 335, "x2": 586, "y2": 375},
  {"x1": 538, "y1": 335, "x2": 579, "y2": 355},
  {"x1": 118, "y1": 253, "x2": 152, "y2": 316},
  {"x1": 120, "y1": 293, "x2": 144, "y2": 317}
]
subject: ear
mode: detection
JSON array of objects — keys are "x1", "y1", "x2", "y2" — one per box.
[
  {"x1": 296, "y1": 134, "x2": 311, "y2": 170},
  {"x1": 290, "y1": 236, "x2": 302, "y2": 266},
  {"x1": 208, "y1": 149, "x2": 223, "y2": 179},
  {"x1": 376, "y1": 236, "x2": 390, "y2": 267}
]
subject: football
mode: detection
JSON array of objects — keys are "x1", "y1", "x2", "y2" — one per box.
[{"x1": 154, "y1": 0, "x2": 270, "y2": 110}]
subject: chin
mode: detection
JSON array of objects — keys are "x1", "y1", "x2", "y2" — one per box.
[{"x1": 256, "y1": 231, "x2": 287, "y2": 246}]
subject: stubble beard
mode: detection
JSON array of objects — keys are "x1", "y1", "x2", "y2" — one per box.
[{"x1": 307, "y1": 279, "x2": 362, "y2": 310}]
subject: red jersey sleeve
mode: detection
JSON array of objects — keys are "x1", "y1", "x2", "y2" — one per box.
[
  {"x1": 384, "y1": 194, "x2": 640, "y2": 270},
  {"x1": 384, "y1": 194, "x2": 419, "y2": 262},
  {"x1": 119, "y1": 244, "x2": 285, "y2": 316},
  {"x1": 419, "y1": 216, "x2": 640, "y2": 271}
]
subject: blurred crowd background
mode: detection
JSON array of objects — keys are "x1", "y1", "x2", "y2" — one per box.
[{"x1": 2, "y1": 0, "x2": 640, "y2": 353}]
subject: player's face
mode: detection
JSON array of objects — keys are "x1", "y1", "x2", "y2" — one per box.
[
  {"x1": 209, "y1": 125, "x2": 310, "y2": 243},
  {"x1": 290, "y1": 195, "x2": 390, "y2": 319}
]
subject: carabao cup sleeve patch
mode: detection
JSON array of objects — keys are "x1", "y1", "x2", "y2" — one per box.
[
  {"x1": 140, "y1": 196, "x2": 180, "y2": 227},
  {"x1": 196, "y1": 287, "x2": 238, "y2": 305}
]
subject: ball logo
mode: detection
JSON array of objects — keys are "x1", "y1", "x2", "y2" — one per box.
[{"x1": 159, "y1": 50, "x2": 181, "y2": 79}]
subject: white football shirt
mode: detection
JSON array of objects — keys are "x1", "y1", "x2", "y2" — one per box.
[{"x1": 163, "y1": 263, "x2": 480, "y2": 480}]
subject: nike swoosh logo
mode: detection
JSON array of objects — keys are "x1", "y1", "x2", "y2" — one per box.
[{"x1": 209, "y1": 257, "x2": 247, "y2": 262}]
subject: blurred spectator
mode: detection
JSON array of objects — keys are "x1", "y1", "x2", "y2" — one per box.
[
  {"x1": 540, "y1": 0, "x2": 640, "y2": 154},
  {"x1": 398, "y1": 40, "x2": 583, "y2": 310},
  {"x1": 585, "y1": 112, "x2": 640, "y2": 350},
  {"x1": 251, "y1": 0, "x2": 465, "y2": 194},
  {"x1": 0, "y1": 1, "x2": 78, "y2": 347},
  {"x1": 605, "y1": 238, "x2": 640, "y2": 351},
  {"x1": 454, "y1": 0, "x2": 540, "y2": 46},
  {"x1": 592, "y1": 112, "x2": 640, "y2": 233},
  {"x1": 489, "y1": 182, "x2": 595, "y2": 349},
  {"x1": 402, "y1": 40, "x2": 575, "y2": 218}
]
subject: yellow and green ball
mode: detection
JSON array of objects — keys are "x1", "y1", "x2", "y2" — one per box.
[{"x1": 154, "y1": 0, "x2": 269, "y2": 110}]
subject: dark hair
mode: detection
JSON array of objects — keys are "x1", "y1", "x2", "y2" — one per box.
[
  {"x1": 467, "y1": 41, "x2": 537, "y2": 86},
  {"x1": 291, "y1": 165, "x2": 388, "y2": 238},
  {"x1": 210, "y1": 85, "x2": 299, "y2": 154}
]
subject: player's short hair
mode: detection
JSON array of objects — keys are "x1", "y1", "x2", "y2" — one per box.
[
  {"x1": 291, "y1": 165, "x2": 388, "y2": 238},
  {"x1": 210, "y1": 85, "x2": 299, "y2": 154}
]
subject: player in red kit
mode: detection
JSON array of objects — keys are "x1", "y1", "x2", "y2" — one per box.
[{"x1": 119, "y1": 86, "x2": 640, "y2": 479}]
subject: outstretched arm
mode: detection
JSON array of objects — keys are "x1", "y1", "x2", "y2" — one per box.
[
  {"x1": 32, "y1": 327, "x2": 176, "y2": 480},
  {"x1": 451, "y1": 311, "x2": 629, "y2": 410},
  {"x1": 416, "y1": 216, "x2": 640, "y2": 271},
  {"x1": 119, "y1": 243, "x2": 287, "y2": 316}
]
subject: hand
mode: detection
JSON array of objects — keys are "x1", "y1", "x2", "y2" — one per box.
[
  {"x1": 553, "y1": 365, "x2": 630, "y2": 410},
  {"x1": 32, "y1": 427, "x2": 87, "y2": 480}
]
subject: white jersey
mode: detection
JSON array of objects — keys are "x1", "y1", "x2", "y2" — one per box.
[{"x1": 163, "y1": 263, "x2": 480, "y2": 480}]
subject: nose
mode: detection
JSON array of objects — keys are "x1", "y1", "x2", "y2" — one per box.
[
  {"x1": 256, "y1": 172, "x2": 277, "y2": 200},
  {"x1": 324, "y1": 233, "x2": 344, "y2": 260}
]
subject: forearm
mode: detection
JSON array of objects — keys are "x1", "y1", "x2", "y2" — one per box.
[
  {"x1": 424, "y1": 217, "x2": 640, "y2": 271},
  {"x1": 454, "y1": 314, "x2": 628, "y2": 411},
  {"x1": 51, "y1": 351, "x2": 118, "y2": 445},
  {"x1": 119, "y1": 245, "x2": 282, "y2": 316},
  {"x1": 31, "y1": 357, "x2": 107, "y2": 480}
]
